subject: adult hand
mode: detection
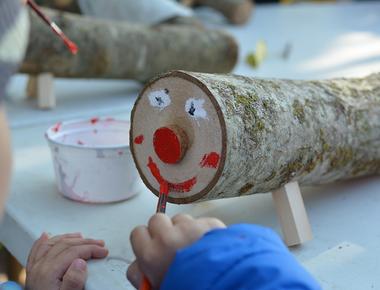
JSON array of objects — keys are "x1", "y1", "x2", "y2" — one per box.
[
  {"x1": 26, "y1": 232, "x2": 108, "y2": 290},
  {"x1": 127, "y1": 214, "x2": 225, "y2": 289}
]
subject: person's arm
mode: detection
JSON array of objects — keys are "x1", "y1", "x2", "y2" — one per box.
[
  {"x1": 161, "y1": 224, "x2": 321, "y2": 290},
  {"x1": 128, "y1": 214, "x2": 321, "y2": 290}
]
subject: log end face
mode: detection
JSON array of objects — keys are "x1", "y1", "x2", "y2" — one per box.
[{"x1": 130, "y1": 71, "x2": 227, "y2": 204}]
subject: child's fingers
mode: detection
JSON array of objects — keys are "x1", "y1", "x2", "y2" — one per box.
[
  {"x1": 26, "y1": 232, "x2": 49, "y2": 272},
  {"x1": 171, "y1": 214, "x2": 194, "y2": 225},
  {"x1": 32, "y1": 233, "x2": 84, "y2": 265},
  {"x1": 130, "y1": 226, "x2": 152, "y2": 261},
  {"x1": 44, "y1": 238, "x2": 106, "y2": 261},
  {"x1": 147, "y1": 213, "x2": 173, "y2": 238},
  {"x1": 52, "y1": 244, "x2": 108, "y2": 279},
  {"x1": 126, "y1": 260, "x2": 143, "y2": 289},
  {"x1": 60, "y1": 259, "x2": 87, "y2": 290},
  {"x1": 196, "y1": 217, "x2": 226, "y2": 229}
]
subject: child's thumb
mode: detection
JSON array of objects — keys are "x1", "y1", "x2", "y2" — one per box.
[{"x1": 61, "y1": 259, "x2": 88, "y2": 290}]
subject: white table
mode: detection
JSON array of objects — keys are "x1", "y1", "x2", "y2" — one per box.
[{"x1": 2, "y1": 2, "x2": 380, "y2": 289}]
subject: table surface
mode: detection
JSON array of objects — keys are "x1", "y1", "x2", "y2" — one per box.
[{"x1": 2, "y1": 2, "x2": 380, "y2": 289}]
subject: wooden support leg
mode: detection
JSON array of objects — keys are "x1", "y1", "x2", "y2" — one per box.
[
  {"x1": 26, "y1": 75, "x2": 37, "y2": 99},
  {"x1": 272, "y1": 181, "x2": 313, "y2": 246},
  {"x1": 26, "y1": 73, "x2": 56, "y2": 109}
]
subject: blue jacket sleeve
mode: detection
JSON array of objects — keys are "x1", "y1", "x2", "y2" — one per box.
[{"x1": 160, "y1": 224, "x2": 321, "y2": 290}]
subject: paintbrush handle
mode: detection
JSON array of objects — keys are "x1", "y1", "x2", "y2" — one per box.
[{"x1": 26, "y1": 0, "x2": 52, "y2": 26}]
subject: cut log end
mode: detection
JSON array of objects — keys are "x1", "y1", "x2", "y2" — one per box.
[{"x1": 130, "y1": 71, "x2": 226, "y2": 204}]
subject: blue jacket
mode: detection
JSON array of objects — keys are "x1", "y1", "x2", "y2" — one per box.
[{"x1": 161, "y1": 224, "x2": 321, "y2": 290}]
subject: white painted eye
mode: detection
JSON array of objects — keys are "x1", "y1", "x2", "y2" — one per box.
[
  {"x1": 148, "y1": 89, "x2": 171, "y2": 110},
  {"x1": 185, "y1": 98, "x2": 208, "y2": 120}
]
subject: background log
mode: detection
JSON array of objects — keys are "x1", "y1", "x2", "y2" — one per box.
[
  {"x1": 131, "y1": 71, "x2": 380, "y2": 203},
  {"x1": 20, "y1": 9, "x2": 238, "y2": 82},
  {"x1": 181, "y1": 0, "x2": 254, "y2": 24},
  {"x1": 35, "y1": 0, "x2": 80, "y2": 13},
  {"x1": 37, "y1": 0, "x2": 254, "y2": 25}
]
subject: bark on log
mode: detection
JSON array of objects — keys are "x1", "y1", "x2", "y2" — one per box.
[
  {"x1": 34, "y1": 0, "x2": 202, "y2": 26},
  {"x1": 20, "y1": 9, "x2": 238, "y2": 82},
  {"x1": 181, "y1": 0, "x2": 254, "y2": 24},
  {"x1": 36, "y1": 0, "x2": 80, "y2": 13},
  {"x1": 130, "y1": 71, "x2": 380, "y2": 204}
]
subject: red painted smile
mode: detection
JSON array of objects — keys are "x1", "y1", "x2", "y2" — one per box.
[{"x1": 147, "y1": 157, "x2": 197, "y2": 193}]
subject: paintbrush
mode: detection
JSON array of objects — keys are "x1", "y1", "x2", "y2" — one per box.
[
  {"x1": 26, "y1": 0, "x2": 78, "y2": 55},
  {"x1": 140, "y1": 181, "x2": 169, "y2": 290}
]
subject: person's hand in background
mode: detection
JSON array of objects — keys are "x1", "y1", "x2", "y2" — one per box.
[
  {"x1": 127, "y1": 213, "x2": 226, "y2": 289},
  {"x1": 26, "y1": 232, "x2": 108, "y2": 290}
]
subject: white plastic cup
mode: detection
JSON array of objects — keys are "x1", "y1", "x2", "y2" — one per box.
[{"x1": 45, "y1": 117, "x2": 141, "y2": 203}]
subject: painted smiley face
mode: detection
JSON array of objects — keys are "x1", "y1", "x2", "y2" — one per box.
[{"x1": 131, "y1": 77, "x2": 225, "y2": 203}]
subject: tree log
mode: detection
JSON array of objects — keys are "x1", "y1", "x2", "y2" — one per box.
[
  {"x1": 130, "y1": 71, "x2": 380, "y2": 204},
  {"x1": 181, "y1": 0, "x2": 254, "y2": 24},
  {"x1": 36, "y1": 0, "x2": 80, "y2": 13},
  {"x1": 20, "y1": 9, "x2": 238, "y2": 82}
]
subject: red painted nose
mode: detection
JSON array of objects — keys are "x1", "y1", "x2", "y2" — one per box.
[{"x1": 153, "y1": 125, "x2": 188, "y2": 164}]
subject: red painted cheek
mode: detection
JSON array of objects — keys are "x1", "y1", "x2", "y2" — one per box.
[
  {"x1": 134, "y1": 135, "x2": 144, "y2": 145},
  {"x1": 200, "y1": 152, "x2": 220, "y2": 169}
]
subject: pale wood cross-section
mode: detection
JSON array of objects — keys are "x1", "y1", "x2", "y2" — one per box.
[{"x1": 272, "y1": 182, "x2": 313, "y2": 246}]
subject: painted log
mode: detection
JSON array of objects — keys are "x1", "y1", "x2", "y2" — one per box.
[
  {"x1": 20, "y1": 9, "x2": 238, "y2": 82},
  {"x1": 130, "y1": 70, "x2": 380, "y2": 204}
]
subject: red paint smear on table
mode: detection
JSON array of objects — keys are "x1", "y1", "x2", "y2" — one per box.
[
  {"x1": 52, "y1": 122, "x2": 62, "y2": 132},
  {"x1": 153, "y1": 127, "x2": 181, "y2": 164},
  {"x1": 200, "y1": 152, "x2": 220, "y2": 169},
  {"x1": 134, "y1": 135, "x2": 144, "y2": 145},
  {"x1": 147, "y1": 157, "x2": 197, "y2": 193},
  {"x1": 90, "y1": 117, "x2": 99, "y2": 124},
  {"x1": 77, "y1": 140, "x2": 84, "y2": 145},
  {"x1": 106, "y1": 117, "x2": 115, "y2": 122}
]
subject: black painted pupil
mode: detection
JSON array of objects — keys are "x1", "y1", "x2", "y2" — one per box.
[
  {"x1": 155, "y1": 97, "x2": 164, "y2": 106},
  {"x1": 188, "y1": 102, "x2": 196, "y2": 116}
]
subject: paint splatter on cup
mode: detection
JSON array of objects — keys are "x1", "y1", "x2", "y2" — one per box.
[{"x1": 45, "y1": 117, "x2": 141, "y2": 203}]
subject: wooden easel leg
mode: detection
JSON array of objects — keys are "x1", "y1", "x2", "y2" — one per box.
[
  {"x1": 26, "y1": 75, "x2": 37, "y2": 99},
  {"x1": 272, "y1": 181, "x2": 313, "y2": 246},
  {"x1": 26, "y1": 73, "x2": 56, "y2": 109}
]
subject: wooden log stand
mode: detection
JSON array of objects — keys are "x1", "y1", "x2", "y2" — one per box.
[
  {"x1": 26, "y1": 74, "x2": 55, "y2": 109},
  {"x1": 130, "y1": 70, "x2": 380, "y2": 246},
  {"x1": 272, "y1": 182, "x2": 312, "y2": 246}
]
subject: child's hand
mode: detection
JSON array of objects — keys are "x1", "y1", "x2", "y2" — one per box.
[
  {"x1": 26, "y1": 232, "x2": 109, "y2": 290},
  {"x1": 127, "y1": 213, "x2": 225, "y2": 289}
]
